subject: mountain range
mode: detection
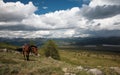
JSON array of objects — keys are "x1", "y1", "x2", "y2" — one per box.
[{"x1": 0, "y1": 37, "x2": 120, "y2": 47}]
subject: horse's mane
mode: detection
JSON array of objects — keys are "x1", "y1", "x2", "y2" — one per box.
[{"x1": 30, "y1": 45, "x2": 37, "y2": 48}]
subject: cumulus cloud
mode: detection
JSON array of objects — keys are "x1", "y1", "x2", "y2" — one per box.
[
  {"x1": 0, "y1": 0, "x2": 120, "y2": 38},
  {"x1": 0, "y1": 0, "x2": 37, "y2": 22},
  {"x1": 80, "y1": 5, "x2": 120, "y2": 19},
  {"x1": 0, "y1": 30, "x2": 50, "y2": 38},
  {"x1": 90, "y1": 0, "x2": 120, "y2": 7},
  {"x1": 80, "y1": 0, "x2": 120, "y2": 19},
  {"x1": 22, "y1": 7, "x2": 81, "y2": 30}
]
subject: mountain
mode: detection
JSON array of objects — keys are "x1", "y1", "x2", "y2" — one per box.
[
  {"x1": 52, "y1": 37, "x2": 120, "y2": 46},
  {"x1": 0, "y1": 37, "x2": 120, "y2": 47},
  {"x1": 0, "y1": 38, "x2": 47, "y2": 47}
]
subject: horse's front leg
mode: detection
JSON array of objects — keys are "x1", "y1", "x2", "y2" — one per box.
[
  {"x1": 26, "y1": 52, "x2": 29, "y2": 61},
  {"x1": 23, "y1": 51, "x2": 26, "y2": 60}
]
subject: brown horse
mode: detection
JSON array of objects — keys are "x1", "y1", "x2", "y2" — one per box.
[{"x1": 22, "y1": 44, "x2": 39, "y2": 61}]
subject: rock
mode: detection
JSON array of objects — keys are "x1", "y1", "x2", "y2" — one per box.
[
  {"x1": 110, "y1": 67, "x2": 120, "y2": 74},
  {"x1": 97, "y1": 66, "x2": 102, "y2": 68},
  {"x1": 87, "y1": 68, "x2": 103, "y2": 75},
  {"x1": 37, "y1": 54, "x2": 40, "y2": 57},
  {"x1": 64, "y1": 73, "x2": 76, "y2": 75},
  {"x1": 71, "y1": 73, "x2": 76, "y2": 75},
  {"x1": 64, "y1": 73, "x2": 70, "y2": 75},
  {"x1": 14, "y1": 51, "x2": 20, "y2": 54},
  {"x1": 84, "y1": 69, "x2": 88, "y2": 71},
  {"x1": 3, "y1": 48, "x2": 7, "y2": 52},
  {"x1": 0, "y1": 48, "x2": 8, "y2": 52},
  {"x1": 62, "y1": 68, "x2": 68, "y2": 73},
  {"x1": 76, "y1": 66, "x2": 84, "y2": 71}
]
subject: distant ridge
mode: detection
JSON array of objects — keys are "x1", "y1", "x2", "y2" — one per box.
[{"x1": 0, "y1": 37, "x2": 120, "y2": 46}]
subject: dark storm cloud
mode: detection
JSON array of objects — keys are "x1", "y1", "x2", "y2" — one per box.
[
  {"x1": 0, "y1": 13, "x2": 26, "y2": 22},
  {"x1": 0, "y1": 25, "x2": 39, "y2": 31},
  {"x1": 113, "y1": 22, "x2": 120, "y2": 25},
  {"x1": 0, "y1": 24, "x2": 75, "y2": 31},
  {"x1": 81, "y1": 5, "x2": 120, "y2": 19}
]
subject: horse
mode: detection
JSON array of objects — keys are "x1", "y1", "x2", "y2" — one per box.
[
  {"x1": 22, "y1": 44, "x2": 39, "y2": 61},
  {"x1": 16, "y1": 48, "x2": 22, "y2": 53}
]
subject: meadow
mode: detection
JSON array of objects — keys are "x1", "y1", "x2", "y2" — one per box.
[{"x1": 0, "y1": 45, "x2": 120, "y2": 75}]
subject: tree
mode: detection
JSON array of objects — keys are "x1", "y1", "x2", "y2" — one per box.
[{"x1": 43, "y1": 40, "x2": 60, "y2": 60}]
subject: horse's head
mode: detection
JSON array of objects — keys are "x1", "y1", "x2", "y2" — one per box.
[
  {"x1": 23, "y1": 44, "x2": 29, "y2": 50},
  {"x1": 30, "y1": 46, "x2": 40, "y2": 57}
]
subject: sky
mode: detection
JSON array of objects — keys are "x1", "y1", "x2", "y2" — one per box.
[{"x1": 0, "y1": 0, "x2": 120, "y2": 38}]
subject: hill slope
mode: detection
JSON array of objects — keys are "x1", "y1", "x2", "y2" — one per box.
[{"x1": 0, "y1": 49, "x2": 120, "y2": 75}]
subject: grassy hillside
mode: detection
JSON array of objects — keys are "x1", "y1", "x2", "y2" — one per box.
[
  {"x1": 60, "y1": 49, "x2": 120, "y2": 67},
  {"x1": 0, "y1": 42, "x2": 18, "y2": 50},
  {"x1": 0, "y1": 47, "x2": 120, "y2": 75}
]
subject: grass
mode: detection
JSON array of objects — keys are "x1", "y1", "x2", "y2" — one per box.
[
  {"x1": 0, "y1": 51, "x2": 67, "y2": 75},
  {"x1": 59, "y1": 49, "x2": 120, "y2": 67},
  {"x1": 0, "y1": 47, "x2": 120, "y2": 75},
  {"x1": 0, "y1": 42, "x2": 18, "y2": 50}
]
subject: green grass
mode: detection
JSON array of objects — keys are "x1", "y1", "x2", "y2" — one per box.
[{"x1": 0, "y1": 47, "x2": 120, "y2": 75}]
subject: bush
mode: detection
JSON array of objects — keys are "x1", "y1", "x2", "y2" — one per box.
[{"x1": 43, "y1": 40, "x2": 60, "y2": 60}]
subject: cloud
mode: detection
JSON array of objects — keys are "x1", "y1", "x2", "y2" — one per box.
[
  {"x1": 0, "y1": 0, "x2": 120, "y2": 38},
  {"x1": 0, "y1": 30, "x2": 50, "y2": 38},
  {"x1": 80, "y1": 5, "x2": 120, "y2": 19},
  {"x1": 83, "y1": 0, "x2": 120, "y2": 19},
  {"x1": 90, "y1": 0, "x2": 120, "y2": 7},
  {"x1": 22, "y1": 7, "x2": 81, "y2": 30},
  {"x1": 0, "y1": 0, "x2": 37, "y2": 22},
  {"x1": 42, "y1": 6, "x2": 48, "y2": 9},
  {"x1": 0, "y1": 24, "x2": 39, "y2": 31}
]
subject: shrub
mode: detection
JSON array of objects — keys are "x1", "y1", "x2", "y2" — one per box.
[{"x1": 43, "y1": 40, "x2": 60, "y2": 60}]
